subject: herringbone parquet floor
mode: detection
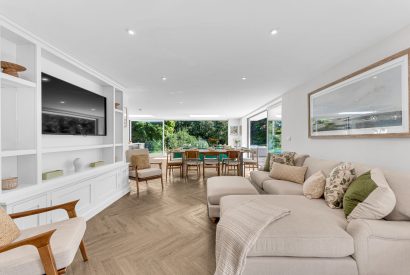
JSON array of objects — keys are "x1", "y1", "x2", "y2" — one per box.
[{"x1": 67, "y1": 165, "x2": 221, "y2": 275}]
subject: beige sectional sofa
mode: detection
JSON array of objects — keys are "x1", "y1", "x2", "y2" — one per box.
[{"x1": 220, "y1": 156, "x2": 410, "y2": 275}]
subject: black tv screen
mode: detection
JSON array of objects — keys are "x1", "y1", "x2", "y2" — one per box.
[{"x1": 42, "y1": 73, "x2": 107, "y2": 136}]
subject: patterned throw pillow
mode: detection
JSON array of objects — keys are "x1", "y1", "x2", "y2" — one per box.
[
  {"x1": 269, "y1": 152, "x2": 296, "y2": 170},
  {"x1": 270, "y1": 162, "x2": 308, "y2": 184},
  {"x1": 131, "y1": 154, "x2": 151, "y2": 170},
  {"x1": 303, "y1": 170, "x2": 326, "y2": 199},
  {"x1": 0, "y1": 208, "x2": 20, "y2": 246},
  {"x1": 324, "y1": 162, "x2": 356, "y2": 208},
  {"x1": 344, "y1": 169, "x2": 396, "y2": 221}
]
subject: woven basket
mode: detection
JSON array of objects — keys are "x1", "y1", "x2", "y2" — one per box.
[{"x1": 2, "y1": 177, "x2": 18, "y2": 190}]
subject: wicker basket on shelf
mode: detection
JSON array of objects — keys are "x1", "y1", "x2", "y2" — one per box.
[{"x1": 2, "y1": 177, "x2": 18, "y2": 190}]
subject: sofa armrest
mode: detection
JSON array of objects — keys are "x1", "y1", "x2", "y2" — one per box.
[{"x1": 347, "y1": 219, "x2": 410, "y2": 275}]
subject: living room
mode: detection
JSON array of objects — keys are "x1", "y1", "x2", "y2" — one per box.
[{"x1": 1, "y1": 1, "x2": 410, "y2": 275}]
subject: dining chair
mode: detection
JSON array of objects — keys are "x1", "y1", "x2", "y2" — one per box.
[
  {"x1": 0, "y1": 200, "x2": 88, "y2": 275},
  {"x1": 202, "y1": 151, "x2": 220, "y2": 178},
  {"x1": 222, "y1": 150, "x2": 240, "y2": 176},
  {"x1": 243, "y1": 147, "x2": 259, "y2": 176},
  {"x1": 184, "y1": 150, "x2": 201, "y2": 178},
  {"x1": 166, "y1": 150, "x2": 183, "y2": 180},
  {"x1": 128, "y1": 149, "x2": 163, "y2": 194}
]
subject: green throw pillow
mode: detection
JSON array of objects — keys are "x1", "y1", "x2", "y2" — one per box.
[
  {"x1": 343, "y1": 168, "x2": 396, "y2": 221},
  {"x1": 263, "y1": 153, "x2": 272, "y2": 171}
]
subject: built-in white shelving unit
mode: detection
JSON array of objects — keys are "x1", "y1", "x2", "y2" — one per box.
[{"x1": 0, "y1": 17, "x2": 129, "y2": 229}]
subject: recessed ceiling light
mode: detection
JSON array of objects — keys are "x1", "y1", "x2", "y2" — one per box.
[
  {"x1": 162, "y1": 77, "x2": 167, "y2": 81},
  {"x1": 129, "y1": 115, "x2": 154, "y2": 118},
  {"x1": 189, "y1": 114, "x2": 221, "y2": 118},
  {"x1": 270, "y1": 29, "x2": 279, "y2": 35},
  {"x1": 60, "y1": 101, "x2": 65, "y2": 104},
  {"x1": 127, "y1": 29, "x2": 135, "y2": 36},
  {"x1": 178, "y1": 101, "x2": 184, "y2": 104},
  {"x1": 373, "y1": 76, "x2": 378, "y2": 79},
  {"x1": 242, "y1": 77, "x2": 247, "y2": 80},
  {"x1": 91, "y1": 108, "x2": 96, "y2": 111}
]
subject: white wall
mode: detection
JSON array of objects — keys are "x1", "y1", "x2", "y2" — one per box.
[{"x1": 281, "y1": 25, "x2": 410, "y2": 172}]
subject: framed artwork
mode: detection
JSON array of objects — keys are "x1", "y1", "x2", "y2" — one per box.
[
  {"x1": 309, "y1": 49, "x2": 410, "y2": 138},
  {"x1": 230, "y1": 126, "x2": 239, "y2": 135}
]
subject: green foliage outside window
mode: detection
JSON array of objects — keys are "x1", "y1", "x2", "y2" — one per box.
[
  {"x1": 250, "y1": 118, "x2": 267, "y2": 146},
  {"x1": 268, "y1": 120, "x2": 282, "y2": 153}
]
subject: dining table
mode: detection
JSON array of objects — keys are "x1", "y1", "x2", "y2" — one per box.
[{"x1": 172, "y1": 148, "x2": 249, "y2": 177}]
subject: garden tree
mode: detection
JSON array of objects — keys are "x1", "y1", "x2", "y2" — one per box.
[
  {"x1": 171, "y1": 121, "x2": 228, "y2": 145},
  {"x1": 250, "y1": 118, "x2": 267, "y2": 146},
  {"x1": 131, "y1": 121, "x2": 163, "y2": 153},
  {"x1": 268, "y1": 120, "x2": 282, "y2": 152}
]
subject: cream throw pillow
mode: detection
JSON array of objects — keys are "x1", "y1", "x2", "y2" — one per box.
[
  {"x1": 270, "y1": 162, "x2": 308, "y2": 184},
  {"x1": 303, "y1": 170, "x2": 326, "y2": 199},
  {"x1": 0, "y1": 208, "x2": 20, "y2": 246}
]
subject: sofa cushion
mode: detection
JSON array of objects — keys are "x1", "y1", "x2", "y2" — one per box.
[
  {"x1": 383, "y1": 170, "x2": 410, "y2": 221},
  {"x1": 220, "y1": 195, "x2": 354, "y2": 258},
  {"x1": 324, "y1": 162, "x2": 356, "y2": 209},
  {"x1": 0, "y1": 217, "x2": 86, "y2": 274},
  {"x1": 250, "y1": 171, "x2": 271, "y2": 189},
  {"x1": 344, "y1": 168, "x2": 396, "y2": 221},
  {"x1": 304, "y1": 157, "x2": 340, "y2": 178},
  {"x1": 303, "y1": 170, "x2": 326, "y2": 199},
  {"x1": 269, "y1": 163, "x2": 307, "y2": 184},
  {"x1": 263, "y1": 180, "x2": 303, "y2": 195},
  {"x1": 269, "y1": 152, "x2": 297, "y2": 169},
  {"x1": 207, "y1": 176, "x2": 258, "y2": 205},
  {"x1": 294, "y1": 154, "x2": 310, "y2": 167}
]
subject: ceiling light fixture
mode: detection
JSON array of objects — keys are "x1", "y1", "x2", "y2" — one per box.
[
  {"x1": 189, "y1": 114, "x2": 221, "y2": 118},
  {"x1": 270, "y1": 29, "x2": 279, "y2": 35},
  {"x1": 91, "y1": 108, "x2": 96, "y2": 111},
  {"x1": 162, "y1": 77, "x2": 167, "y2": 81},
  {"x1": 127, "y1": 29, "x2": 135, "y2": 36},
  {"x1": 242, "y1": 77, "x2": 247, "y2": 80},
  {"x1": 129, "y1": 114, "x2": 154, "y2": 118}
]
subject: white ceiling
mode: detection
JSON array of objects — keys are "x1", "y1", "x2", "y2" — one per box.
[{"x1": 1, "y1": 0, "x2": 410, "y2": 119}]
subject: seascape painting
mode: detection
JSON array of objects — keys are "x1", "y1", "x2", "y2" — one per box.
[{"x1": 309, "y1": 53, "x2": 409, "y2": 138}]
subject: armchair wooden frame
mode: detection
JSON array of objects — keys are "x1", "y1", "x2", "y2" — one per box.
[
  {"x1": 0, "y1": 200, "x2": 88, "y2": 275},
  {"x1": 129, "y1": 161, "x2": 164, "y2": 194}
]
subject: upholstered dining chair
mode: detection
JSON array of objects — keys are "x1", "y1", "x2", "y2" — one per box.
[
  {"x1": 202, "y1": 151, "x2": 220, "y2": 178},
  {"x1": 184, "y1": 150, "x2": 201, "y2": 178},
  {"x1": 0, "y1": 200, "x2": 88, "y2": 275},
  {"x1": 166, "y1": 150, "x2": 183, "y2": 180},
  {"x1": 243, "y1": 147, "x2": 258, "y2": 175},
  {"x1": 222, "y1": 150, "x2": 240, "y2": 175},
  {"x1": 128, "y1": 148, "x2": 163, "y2": 194}
]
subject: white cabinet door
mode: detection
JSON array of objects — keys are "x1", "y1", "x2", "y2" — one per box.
[
  {"x1": 50, "y1": 181, "x2": 92, "y2": 223},
  {"x1": 117, "y1": 168, "x2": 129, "y2": 191},
  {"x1": 93, "y1": 173, "x2": 117, "y2": 203},
  {"x1": 10, "y1": 195, "x2": 47, "y2": 230}
]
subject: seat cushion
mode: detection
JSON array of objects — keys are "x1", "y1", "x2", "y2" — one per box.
[
  {"x1": 0, "y1": 217, "x2": 86, "y2": 274},
  {"x1": 250, "y1": 171, "x2": 271, "y2": 189},
  {"x1": 263, "y1": 179, "x2": 303, "y2": 195},
  {"x1": 220, "y1": 195, "x2": 354, "y2": 258},
  {"x1": 207, "y1": 176, "x2": 258, "y2": 205},
  {"x1": 137, "y1": 168, "x2": 162, "y2": 178}
]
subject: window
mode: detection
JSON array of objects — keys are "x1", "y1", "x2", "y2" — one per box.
[
  {"x1": 248, "y1": 111, "x2": 267, "y2": 146},
  {"x1": 267, "y1": 104, "x2": 282, "y2": 153}
]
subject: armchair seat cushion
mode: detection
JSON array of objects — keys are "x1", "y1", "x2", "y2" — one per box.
[
  {"x1": 0, "y1": 217, "x2": 86, "y2": 275},
  {"x1": 137, "y1": 168, "x2": 162, "y2": 178}
]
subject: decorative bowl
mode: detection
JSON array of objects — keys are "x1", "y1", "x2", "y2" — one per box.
[{"x1": 1, "y1": 61, "x2": 26, "y2": 77}]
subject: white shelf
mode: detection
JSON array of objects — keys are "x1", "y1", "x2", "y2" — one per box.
[
  {"x1": 1, "y1": 73, "x2": 36, "y2": 88},
  {"x1": 1, "y1": 149, "x2": 37, "y2": 157},
  {"x1": 115, "y1": 109, "x2": 123, "y2": 114},
  {"x1": 42, "y1": 144, "x2": 114, "y2": 153},
  {"x1": 115, "y1": 144, "x2": 123, "y2": 147}
]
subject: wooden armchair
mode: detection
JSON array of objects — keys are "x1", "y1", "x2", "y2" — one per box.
[{"x1": 0, "y1": 200, "x2": 88, "y2": 275}]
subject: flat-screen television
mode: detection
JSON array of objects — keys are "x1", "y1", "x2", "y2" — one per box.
[{"x1": 42, "y1": 73, "x2": 107, "y2": 136}]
